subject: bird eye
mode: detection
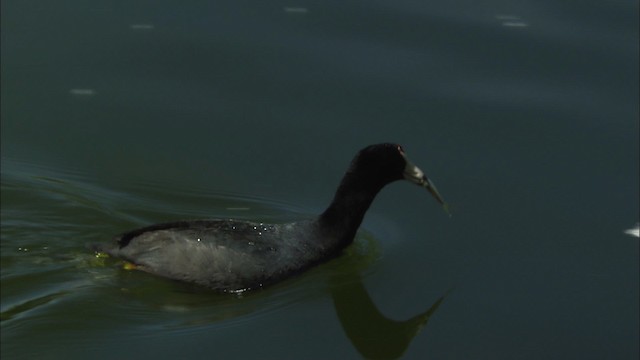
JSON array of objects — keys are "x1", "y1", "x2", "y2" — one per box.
[{"x1": 397, "y1": 145, "x2": 404, "y2": 154}]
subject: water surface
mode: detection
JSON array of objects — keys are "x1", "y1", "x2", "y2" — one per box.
[{"x1": 2, "y1": 0, "x2": 638, "y2": 359}]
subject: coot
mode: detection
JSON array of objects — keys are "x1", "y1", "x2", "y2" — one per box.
[{"x1": 94, "y1": 143, "x2": 447, "y2": 293}]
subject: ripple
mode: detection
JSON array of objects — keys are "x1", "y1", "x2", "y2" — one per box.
[
  {"x1": 1, "y1": 155, "x2": 383, "y2": 335},
  {"x1": 1, "y1": 291, "x2": 68, "y2": 322}
]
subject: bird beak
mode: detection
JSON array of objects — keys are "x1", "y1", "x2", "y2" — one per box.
[{"x1": 403, "y1": 157, "x2": 451, "y2": 216}]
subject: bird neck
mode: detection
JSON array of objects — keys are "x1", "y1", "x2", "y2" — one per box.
[{"x1": 318, "y1": 171, "x2": 385, "y2": 248}]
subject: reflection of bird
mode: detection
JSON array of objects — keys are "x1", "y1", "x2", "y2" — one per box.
[
  {"x1": 331, "y1": 273, "x2": 448, "y2": 360},
  {"x1": 93, "y1": 144, "x2": 447, "y2": 293}
]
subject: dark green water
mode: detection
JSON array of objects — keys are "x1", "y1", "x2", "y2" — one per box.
[{"x1": 2, "y1": 0, "x2": 638, "y2": 359}]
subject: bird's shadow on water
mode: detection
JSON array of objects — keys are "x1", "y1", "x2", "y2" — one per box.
[{"x1": 94, "y1": 233, "x2": 448, "y2": 360}]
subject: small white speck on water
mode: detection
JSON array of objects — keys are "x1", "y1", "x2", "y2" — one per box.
[
  {"x1": 624, "y1": 224, "x2": 639, "y2": 238},
  {"x1": 502, "y1": 21, "x2": 528, "y2": 27},
  {"x1": 495, "y1": 14, "x2": 528, "y2": 28},
  {"x1": 495, "y1": 15, "x2": 520, "y2": 20},
  {"x1": 284, "y1": 7, "x2": 309, "y2": 14},
  {"x1": 69, "y1": 89, "x2": 96, "y2": 96},
  {"x1": 130, "y1": 24, "x2": 154, "y2": 30}
]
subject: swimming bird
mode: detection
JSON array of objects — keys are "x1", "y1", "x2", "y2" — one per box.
[{"x1": 94, "y1": 143, "x2": 447, "y2": 293}]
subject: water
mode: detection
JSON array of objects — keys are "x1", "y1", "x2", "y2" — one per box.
[{"x1": 2, "y1": 0, "x2": 638, "y2": 359}]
